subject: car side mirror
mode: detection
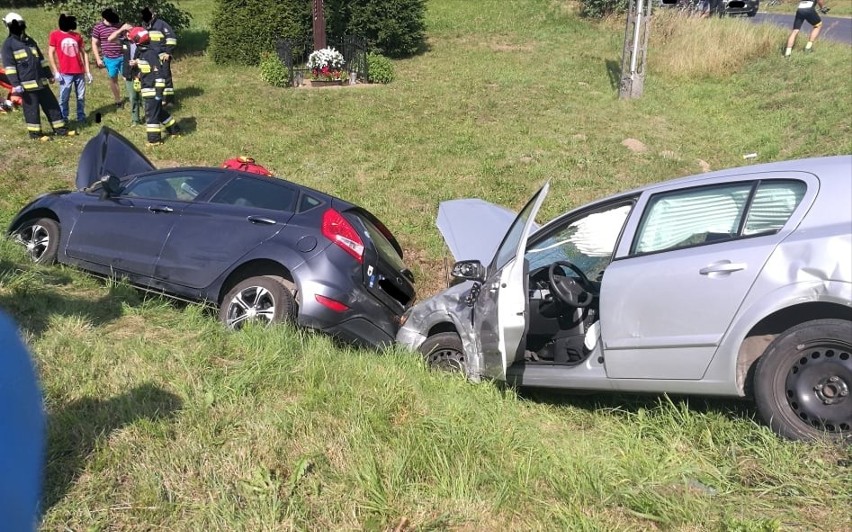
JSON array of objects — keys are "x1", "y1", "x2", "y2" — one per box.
[
  {"x1": 451, "y1": 260, "x2": 486, "y2": 282},
  {"x1": 99, "y1": 174, "x2": 122, "y2": 198}
]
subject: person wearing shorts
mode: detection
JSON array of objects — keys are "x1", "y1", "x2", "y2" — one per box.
[
  {"x1": 785, "y1": 0, "x2": 829, "y2": 56},
  {"x1": 91, "y1": 8, "x2": 124, "y2": 108}
]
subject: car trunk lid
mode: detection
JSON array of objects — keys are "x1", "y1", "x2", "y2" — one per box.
[{"x1": 76, "y1": 126, "x2": 156, "y2": 190}]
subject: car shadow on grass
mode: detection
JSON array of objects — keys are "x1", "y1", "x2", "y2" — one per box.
[
  {"x1": 41, "y1": 383, "x2": 183, "y2": 512},
  {"x1": 518, "y1": 387, "x2": 757, "y2": 426},
  {"x1": 0, "y1": 260, "x2": 145, "y2": 339}
]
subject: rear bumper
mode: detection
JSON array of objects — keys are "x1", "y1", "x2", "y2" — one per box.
[{"x1": 297, "y1": 277, "x2": 403, "y2": 349}]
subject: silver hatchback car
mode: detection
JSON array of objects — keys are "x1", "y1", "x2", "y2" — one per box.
[{"x1": 397, "y1": 156, "x2": 852, "y2": 441}]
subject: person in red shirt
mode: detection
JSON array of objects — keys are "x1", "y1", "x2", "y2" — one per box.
[{"x1": 47, "y1": 13, "x2": 91, "y2": 123}]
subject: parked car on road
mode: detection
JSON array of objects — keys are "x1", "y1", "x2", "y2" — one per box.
[
  {"x1": 9, "y1": 127, "x2": 415, "y2": 348},
  {"x1": 724, "y1": 0, "x2": 760, "y2": 17},
  {"x1": 397, "y1": 156, "x2": 852, "y2": 441}
]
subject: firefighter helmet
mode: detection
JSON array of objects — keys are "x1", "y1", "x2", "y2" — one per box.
[{"x1": 128, "y1": 26, "x2": 150, "y2": 45}]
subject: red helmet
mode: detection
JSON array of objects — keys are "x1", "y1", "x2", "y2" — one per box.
[{"x1": 128, "y1": 26, "x2": 149, "y2": 45}]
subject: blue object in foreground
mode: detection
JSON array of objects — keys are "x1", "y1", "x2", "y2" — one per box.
[{"x1": 0, "y1": 312, "x2": 44, "y2": 531}]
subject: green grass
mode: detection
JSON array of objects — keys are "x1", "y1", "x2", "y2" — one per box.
[{"x1": 1, "y1": 0, "x2": 851, "y2": 529}]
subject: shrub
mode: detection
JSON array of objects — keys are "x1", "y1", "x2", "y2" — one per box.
[
  {"x1": 579, "y1": 0, "x2": 628, "y2": 18},
  {"x1": 325, "y1": 0, "x2": 426, "y2": 58},
  {"x1": 258, "y1": 52, "x2": 289, "y2": 87},
  {"x1": 209, "y1": 0, "x2": 310, "y2": 65},
  {"x1": 366, "y1": 52, "x2": 394, "y2": 84},
  {"x1": 47, "y1": 0, "x2": 191, "y2": 36}
]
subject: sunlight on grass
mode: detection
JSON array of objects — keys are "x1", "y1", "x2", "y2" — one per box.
[{"x1": 0, "y1": 0, "x2": 850, "y2": 530}]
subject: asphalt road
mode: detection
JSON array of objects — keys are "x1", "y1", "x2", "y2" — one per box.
[{"x1": 749, "y1": 13, "x2": 852, "y2": 45}]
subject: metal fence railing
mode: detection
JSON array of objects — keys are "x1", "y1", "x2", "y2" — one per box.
[{"x1": 276, "y1": 35, "x2": 369, "y2": 87}]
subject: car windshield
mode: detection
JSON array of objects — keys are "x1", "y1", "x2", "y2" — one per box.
[{"x1": 526, "y1": 204, "x2": 632, "y2": 281}]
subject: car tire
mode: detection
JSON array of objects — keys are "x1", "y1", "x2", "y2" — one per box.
[
  {"x1": 747, "y1": 9, "x2": 757, "y2": 16},
  {"x1": 16, "y1": 217, "x2": 60, "y2": 265},
  {"x1": 419, "y1": 332, "x2": 466, "y2": 373},
  {"x1": 219, "y1": 275, "x2": 296, "y2": 330},
  {"x1": 753, "y1": 319, "x2": 852, "y2": 441}
]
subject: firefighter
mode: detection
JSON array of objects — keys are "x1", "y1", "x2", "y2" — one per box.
[
  {"x1": 140, "y1": 7, "x2": 176, "y2": 105},
  {"x1": 2, "y1": 12, "x2": 74, "y2": 139},
  {"x1": 128, "y1": 26, "x2": 179, "y2": 145}
]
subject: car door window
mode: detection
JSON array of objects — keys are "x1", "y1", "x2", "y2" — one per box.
[
  {"x1": 124, "y1": 171, "x2": 222, "y2": 201},
  {"x1": 209, "y1": 176, "x2": 297, "y2": 212},
  {"x1": 633, "y1": 183, "x2": 752, "y2": 254},
  {"x1": 633, "y1": 180, "x2": 807, "y2": 255},
  {"x1": 743, "y1": 181, "x2": 806, "y2": 236},
  {"x1": 526, "y1": 204, "x2": 632, "y2": 281}
]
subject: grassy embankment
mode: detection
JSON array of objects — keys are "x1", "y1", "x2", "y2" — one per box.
[{"x1": 1, "y1": 1, "x2": 850, "y2": 530}]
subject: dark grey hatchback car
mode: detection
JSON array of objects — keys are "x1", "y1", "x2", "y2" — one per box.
[{"x1": 8, "y1": 127, "x2": 415, "y2": 347}]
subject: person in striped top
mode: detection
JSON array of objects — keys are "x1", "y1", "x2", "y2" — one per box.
[{"x1": 91, "y1": 8, "x2": 124, "y2": 109}]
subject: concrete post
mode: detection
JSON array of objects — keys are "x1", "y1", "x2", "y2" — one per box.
[{"x1": 619, "y1": 0, "x2": 653, "y2": 99}]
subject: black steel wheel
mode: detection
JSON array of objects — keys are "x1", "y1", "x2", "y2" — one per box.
[
  {"x1": 219, "y1": 275, "x2": 295, "y2": 330},
  {"x1": 754, "y1": 319, "x2": 852, "y2": 441},
  {"x1": 15, "y1": 217, "x2": 60, "y2": 265},
  {"x1": 419, "y1": 332, "x2": 466, "y2": 373}
]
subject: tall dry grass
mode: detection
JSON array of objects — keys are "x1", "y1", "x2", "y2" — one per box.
[{"x1": 649, "y1": 12, "x2": 787, "y2": 78}]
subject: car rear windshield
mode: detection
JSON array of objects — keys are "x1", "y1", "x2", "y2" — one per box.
[{"x1": 353, "y1": 213, "x2": 406, "y2": 272}]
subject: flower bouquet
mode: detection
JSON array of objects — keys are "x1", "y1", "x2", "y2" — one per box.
[{"x1": 307, "y1": 47, "x2": 348, "y2": 81}]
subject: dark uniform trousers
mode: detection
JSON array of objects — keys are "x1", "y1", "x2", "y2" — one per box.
[{"x1": 22, "y1": 87, "x2": 67, "y2": 138}]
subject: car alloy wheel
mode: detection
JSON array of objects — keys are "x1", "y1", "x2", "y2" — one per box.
[
  {"x1": 220, "y1": 275, "x2": 295, "y2": 330},
  {"x1": 755, "y1": 319, "x2": 852, "y2": 441},
  {"x1": 15, "y1": 218, "x2": 60, "y2": 265},
  {"x1": 419, "y1": 332, "x2": 466, "y2": 373}
]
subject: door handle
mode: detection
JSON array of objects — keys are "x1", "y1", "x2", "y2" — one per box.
[
  {"x1": 247, "y1": 215, "x2": 276, "y2": 225},
  {"x1": 148, "y1": 205, "x2": 173, "y2": 213},
  {"x1": 699, "y1": 260, "x2": 746, "y2": 275}
]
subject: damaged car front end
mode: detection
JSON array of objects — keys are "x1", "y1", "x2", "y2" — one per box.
[{"x1": 398, "y1": 156, "x2": 852, "y2": 442}]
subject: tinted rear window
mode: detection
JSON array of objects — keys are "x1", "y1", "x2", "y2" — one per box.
[{"x1": 353, "y1": 213, "x2": 406, "y2": 272}]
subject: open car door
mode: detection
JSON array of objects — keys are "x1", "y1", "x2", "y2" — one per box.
[{"x1": 473, "y1": 182, "x2": 550, "y2": 380}]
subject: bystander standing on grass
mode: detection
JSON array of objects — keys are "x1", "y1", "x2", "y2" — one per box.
[
  {"x1": 47, "y1": 13, "x2": 92, "y2": 125},
  {"x1": 785, "y1": 0, "x2": 830, "y2": 56},
  {"x1": 91, "y1": 8, "x2": 124, "y2": 109}
]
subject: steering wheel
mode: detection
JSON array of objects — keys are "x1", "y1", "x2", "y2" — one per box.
[{"x1": 547, "y1": 260, "x2": 596, "y2": 308}]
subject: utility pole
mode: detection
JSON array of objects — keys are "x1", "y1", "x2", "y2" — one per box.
[
  {"x1": 313, "y1": 0, "x2": 326, "y2": 50},
  {"x1": 618, "y1": 0, "x2": 652, "y2": 99}
]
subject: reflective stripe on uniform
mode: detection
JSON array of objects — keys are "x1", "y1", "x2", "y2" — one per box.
[
  {"x1": 4, "y1": 66, "x2": 16, "y2": 74},
  {"x1": 138, "y1": 61, "x2": 152, "y2": 73},
  {"x1": 162, "y1": 116, "x2": 175, "y2": 127},
  {"x1": 149, "y1": 31, "x2": 165, "y2": 41},
  {"x1": 140, "y1": 88, "x2": 157, "y2": 98},
  {"x1": 163, "y1": 87, "x2": 175, "y2": 95},
  {"x1": 165, "y1": 38, "x2": 177, "y2": 46},
  {"x1": 26, "y1": 123, "x2": 41, "y2": 132},
  {"x1": 146, "y1": 124, "x2": 162, "y2": 132},
  {"x1": 22, "y1": 80, "x2": 39, "y2": 89},
  {"x1": 51, "y1": 119, "x2": 65, "y2": 128},
  {"x1": 13, "y1": 49, "x2": 27, "y2": 60},
  {"x1": 155, "y1": 79, "x2": 166, "y2": 88}
]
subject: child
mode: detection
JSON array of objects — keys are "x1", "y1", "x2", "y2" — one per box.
[
  {"x1": 48, "y1": 13, "x2": 92, "y2": 124},
  {"x1": 108, "y1": 23, "x2": 142, "y2": 125}
]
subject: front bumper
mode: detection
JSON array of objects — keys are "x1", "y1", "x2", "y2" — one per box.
[{"x1": 724, "y1": 0, "x2": 758, "y2": 15}]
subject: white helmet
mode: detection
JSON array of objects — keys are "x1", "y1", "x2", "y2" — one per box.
[{"x1": 3, "y1": 12, "x2": 24, "y2": 26}]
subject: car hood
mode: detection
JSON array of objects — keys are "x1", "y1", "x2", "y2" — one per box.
[
  {"x1": 75, "y1": 127, "x2": 156, "y2": 190},
  {"x1": 437, "y1": 198, "x2": 539, "y2": 264}
]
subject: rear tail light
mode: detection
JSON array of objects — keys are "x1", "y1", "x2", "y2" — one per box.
[
  {"x1": 315, "y1": 294, "x2": 349, "y2": 312},
  {"x1": 321, "y1": 208, "x2": 364, "y2": 263}
]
